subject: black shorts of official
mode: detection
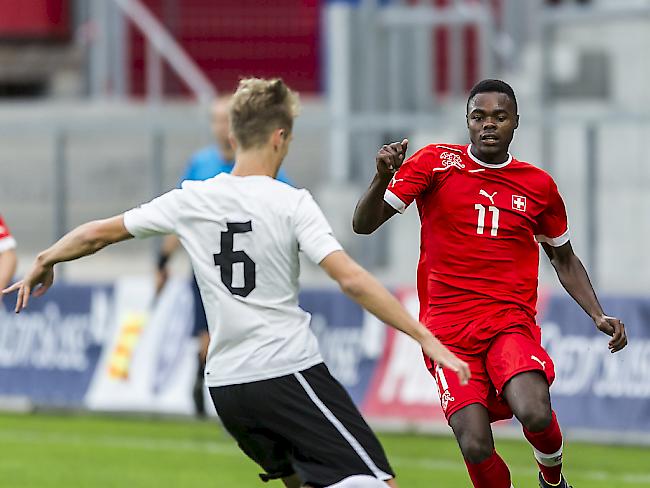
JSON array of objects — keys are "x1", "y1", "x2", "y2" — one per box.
[
  {"x1": 209, "y1": 363, "x2": 394, "y2": 487},
  {"x1": 190, "y1": 274, "x2": 208, "y2": 336}
]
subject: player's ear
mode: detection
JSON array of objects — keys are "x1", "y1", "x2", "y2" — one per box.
[
  {"x1": 514, "y1": 114, "x2": 520, "y2": 130},
  {"x1": 270, "y1": 128, "x2": 284, "y2": 151},
  {"x1": 228, "y1": 132, "x2": 238, "y2": 151}
]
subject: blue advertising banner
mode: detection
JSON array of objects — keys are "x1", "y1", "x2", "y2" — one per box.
[
  {"x1": 0, "y1": 284, "x2": 113, "y2": 408},
  {"x1": 540, "y1": 295, "x2": 650, "y2": 433},
  {"x1": 1, "y1": 280, "x2": 649, "y2": 439},
  {"x1": 300, "y1": 290, "x2": 385, "y2": 405}
]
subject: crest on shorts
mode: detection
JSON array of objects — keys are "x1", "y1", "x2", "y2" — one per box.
[{"x1": 441, "y1": 390, "x2": 455, "y2": 411}]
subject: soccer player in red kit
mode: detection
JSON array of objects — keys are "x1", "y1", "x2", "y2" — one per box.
[
  {"x1": 0, "y1": 214, "x2": 17, "y2": 308},
  {"x1": 353, "y1": 79, "x2": 628, "y2": 488}
]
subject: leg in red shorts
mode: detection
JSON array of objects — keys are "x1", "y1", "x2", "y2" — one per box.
[
  {"x1": 487, "y1": 328, "x2": 567, "y2": 486},
  {"x1": 429, "y1": 353, "x2": 513, "y2": 488},
  {"x1": 428, "y1": 325, "x2": 566, "y2": 487}
]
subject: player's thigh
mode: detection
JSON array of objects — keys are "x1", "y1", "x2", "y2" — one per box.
[
  {"x1": 269, "y1": 363, "x2": 395, "y2": 487},
  {"x1": 209, "y1": 384, "x2": 295, "y2": 481},
  {"x1": 501, "y1": 370, "x2": 551, "y2": 427},
  {"x1": 485, "y1": 328, "x2": 555, "y2": 397}
]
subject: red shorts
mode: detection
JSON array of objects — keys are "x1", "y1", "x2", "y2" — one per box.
[{"x1": 430, "y1": 325, "x2": 556, "y2": 423}]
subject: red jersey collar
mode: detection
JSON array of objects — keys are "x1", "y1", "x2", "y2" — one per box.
[{"x1": 467, "y1": 144, "x2": 513, "y2": 169}]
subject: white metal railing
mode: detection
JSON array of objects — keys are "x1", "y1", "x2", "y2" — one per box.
[
  {"x1": 113, "y1": 0, "x2": 216, "y2": 104},
  {"x1": 87, "y1": 0, "x2": 216, "y2": 104}
]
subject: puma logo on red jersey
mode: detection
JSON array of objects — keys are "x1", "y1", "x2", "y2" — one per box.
[
  {"x1": 389, "y1": 175, "x2": 404, "y2": 188},
  {"x1": 479, "y1": 189, "x2": 497, "y2": 205}
]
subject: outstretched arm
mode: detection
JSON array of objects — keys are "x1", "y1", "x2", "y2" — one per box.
[
  {"x1": 542, "y1": 241, "x2": 627, "y2": 352},
  {"x1": 320, "y1": 250, "x2": 470, "y2": 384},
  {"x1": 3, "y1": 215, "x2": 132, "y2": 312},
  {"x1": 352, "y1": 139, "x2": 407, "y2": 234}
]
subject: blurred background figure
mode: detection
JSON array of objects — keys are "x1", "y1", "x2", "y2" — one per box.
[{"x1": 0, "y1": 214, "x2": 17, "y2": 309}]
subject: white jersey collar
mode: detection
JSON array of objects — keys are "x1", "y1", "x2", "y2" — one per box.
[{"x1": 467, "y1": 144, "x2": 512, "y2": 169}]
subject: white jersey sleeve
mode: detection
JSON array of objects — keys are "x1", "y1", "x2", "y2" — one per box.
[
  {"x1": 123, "y1": 189, "x2": 182, "y2": 238},
  {"x1": 294, "y1": 190, "x2": 343, "y2": 264}
]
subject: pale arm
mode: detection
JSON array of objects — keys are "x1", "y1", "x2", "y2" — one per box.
[
  {"x1": 3, "y1": 215, "x2": 132, "y2": 312},
  {"x1": 320, "y1": 250, "x2": 470, "y2": 384}
]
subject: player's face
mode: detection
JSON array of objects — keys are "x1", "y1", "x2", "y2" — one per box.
[{"x1": 466, "y1": 92, "x2": 518, "y2": 163}]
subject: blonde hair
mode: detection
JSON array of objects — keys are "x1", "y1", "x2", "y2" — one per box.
[{"x1": 230, "y1": 78, "x2": 300, "y2": 150}]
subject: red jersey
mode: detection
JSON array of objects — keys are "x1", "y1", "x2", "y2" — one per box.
[
  {"x1": 0, "y1": 214, "x2": 16, "y2": 252},
  {"x1": 384, "y1": 144, "x2": 569, "y2": 348}
]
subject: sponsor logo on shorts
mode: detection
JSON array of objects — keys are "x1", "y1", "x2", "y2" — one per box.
[{"x1": 531, "y1": 355, "x2": 547, "y2": 369}]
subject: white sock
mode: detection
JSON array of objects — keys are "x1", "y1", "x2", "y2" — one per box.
[
  {"x1": 326, "y1": 475, "x2": 389, "y2": 487},
  {"x1": 533, "y1": 442, "x2": 564, "y2": 467}
]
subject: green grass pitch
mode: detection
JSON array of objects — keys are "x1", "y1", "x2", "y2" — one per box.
[{"x1": 1, "y1": 412, "x2": 649, "y2": 487}]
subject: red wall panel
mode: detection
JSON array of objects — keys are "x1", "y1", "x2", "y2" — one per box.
[{"x1": 0, "y1": 0, "x2": 70, "y2": 39}]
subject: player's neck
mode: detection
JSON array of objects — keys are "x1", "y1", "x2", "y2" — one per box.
[
  {"x1": 469, "y1": 144, "x2": 510, "y2": 166},
  {"x1": 232, "y1": 147, "x2": 281, "y2": 178}
]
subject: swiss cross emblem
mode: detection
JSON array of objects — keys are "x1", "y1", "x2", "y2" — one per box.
[{"x1": 512, "y1": 195, "x2": 527, "y2": 212}]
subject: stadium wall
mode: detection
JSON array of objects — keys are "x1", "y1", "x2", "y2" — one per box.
[{"x1": 1, "y1": 279, "x2": 649, "y2": 444}]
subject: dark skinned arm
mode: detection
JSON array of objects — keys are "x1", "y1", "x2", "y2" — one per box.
[
  {"x1": 542, "y1": 240, "x2": 627, "y2": 353},
  {"x1": 352, "y1": 139, "x2": 408, "y2": 234}
]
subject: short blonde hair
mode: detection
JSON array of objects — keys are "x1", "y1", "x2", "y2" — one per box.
[{"x1": 230, "y1": 78, "x2": 300, "y2": 150}]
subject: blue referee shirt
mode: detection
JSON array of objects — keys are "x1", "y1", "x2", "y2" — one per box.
[{"x1": 180, "y1": 145, "x2": 293, "y2": 185}]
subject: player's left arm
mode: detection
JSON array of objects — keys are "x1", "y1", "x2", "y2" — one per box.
[
  {"x1": 541, "y1": 241, "x2": 627, "y2": 353},
  {"x1": 2, "y1": 215, "x2": 132, "y2": 313}
]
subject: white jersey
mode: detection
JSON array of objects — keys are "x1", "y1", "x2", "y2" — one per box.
[{"x1": 124, "y1": 174, "x2": 342, "y2": 387}]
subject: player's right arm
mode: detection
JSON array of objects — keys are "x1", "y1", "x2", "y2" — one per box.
[
  {"x1": 352, "y1": 139, "x2": 408, "y2": 234},
  {"x1": 320, "y1": 250, "x2": 469, "y2": 384},
  {"x1": 3, "y1": 215, "x2": 132, "y2": 312},
  {"x1": 4, "y1": 189, "x2": 182, "y2": 313}
]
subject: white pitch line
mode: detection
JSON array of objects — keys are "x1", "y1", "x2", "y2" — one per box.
[{"x1": 2, "y1": 430, "x2": 650, "y2": 485}]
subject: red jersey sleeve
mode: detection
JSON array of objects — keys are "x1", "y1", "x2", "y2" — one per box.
[
  {"x1": 535, "y1": 178, "x2": 570, "y2": 247},
  {"x1": 384, "y1": 145, "x2": 438, "y2": 213},
  {"x1": 0, "y1": 214, "x2": 16, "y2": 252}
]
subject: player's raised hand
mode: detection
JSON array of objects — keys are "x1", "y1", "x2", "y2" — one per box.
[
  {"x1": 376, "y1": 139, "x2": 408, "y2": 177},
  {"x1": 594, "y1": 314, "x2": 627, "y2": 353},
  {"x1": 2, "y1": 258, "x2": 55, "y2": 313},
  {"x1": 422, "y1": 336, "x2": 471, "y2": 385}
]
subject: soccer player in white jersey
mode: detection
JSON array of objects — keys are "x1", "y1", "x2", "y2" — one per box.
[{"x1": 4, "y1": 78, "x2": 470, "y2": 488}]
